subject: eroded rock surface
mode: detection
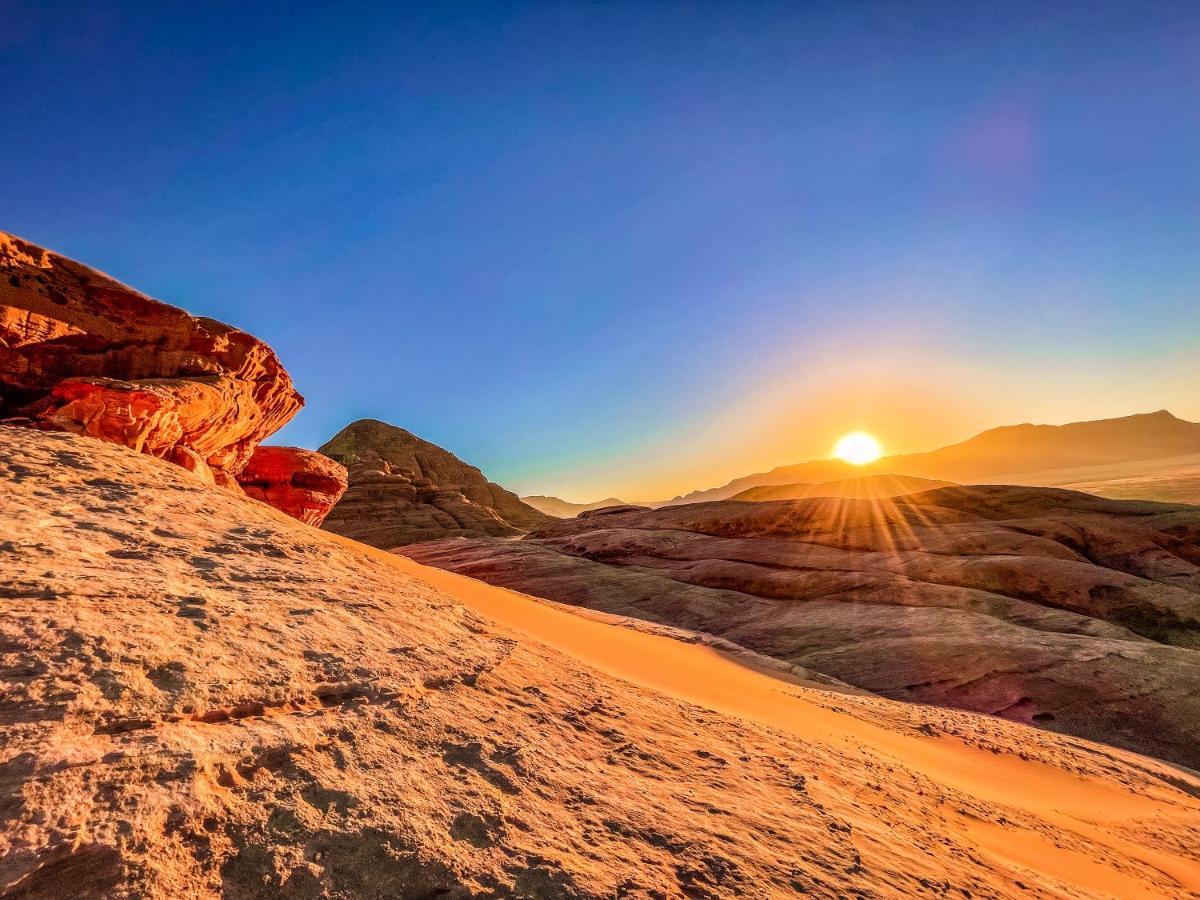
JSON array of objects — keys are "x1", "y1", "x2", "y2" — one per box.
[
  {"x1": 0, "y1": 231, "x2": 302, "y2": 490},
  {"x1": 404, "y1": 486, "x2": 1200, "y2": 769},
  {"x1": 320, "y1": 419, "x2": 553, "y2": 546},
  {"x1": 236, "y1": 445, "x2": 348, "y2": 527},
  {"x1": 3, "y1": 427, "x2": 1200, "y2": 899}
]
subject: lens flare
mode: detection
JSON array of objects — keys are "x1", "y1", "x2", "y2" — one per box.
[{"x1": 833, "y1": 432, "x2": 883, "y2": 465}]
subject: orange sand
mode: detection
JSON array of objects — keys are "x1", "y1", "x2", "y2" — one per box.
[{"x1": 339, "y1": 540, "x2": 1200, "y2": 898}]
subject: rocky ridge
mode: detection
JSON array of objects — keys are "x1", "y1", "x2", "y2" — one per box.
[
  {"x1": 730, "y1": 474, "x2": 955, "y2": 502},
  {"x1": 319, "y1": 419, "x2": 554, "y2": 547},
  {"x1": 521, "y1": 495, "x2": 628, "y2": 518}
]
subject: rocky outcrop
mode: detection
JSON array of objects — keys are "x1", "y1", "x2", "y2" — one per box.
[
  {"x1": 4, "y1": 427, "x2": 1199, "y2": 898},
  {"x1": 319, "y1": 419, "x2": 554, "y2": 547},
  {"x1": 236, "y1": 445, "x2": 348, "y2": 526},
  {"x1": 404, "y1": 486, "x2": 1200, "y2": 769},
  {"x1": 0, "y1": 231, "x2": 302, "y2": 490}
]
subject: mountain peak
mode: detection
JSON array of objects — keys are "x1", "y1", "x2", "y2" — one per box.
[{"x1": 319, "y1": 418, "x2": 552, "y2": 546}]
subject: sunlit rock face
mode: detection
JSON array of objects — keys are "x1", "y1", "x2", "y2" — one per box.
[
  {"x1": 0, "y1": 231, "x2": 344, "y2": 528},
  {"x1": 320, "y1": 418, "x2": 554, "y2": 547},
  {"x1": 404, "y1": 485, "x2": 1200, "y2": 770},
  {"x1": 236, "y1": 445, "x2": 348, "y2": 527},
  {"x1": 0, "y1": 230, "x2": 303, "y2": 491}
]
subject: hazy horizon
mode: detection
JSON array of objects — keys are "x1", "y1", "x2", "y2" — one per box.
[
  {"x1": 5, "y1": 1, "x2": 1199, "y2": 500},
  {"x1": 517, "y1": 406, "x2": 1197, "y2": 504}
]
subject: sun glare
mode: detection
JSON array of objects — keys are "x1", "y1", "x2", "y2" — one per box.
[{"x1": 833, "y1": 431, "x2": 883, "y2": 466}]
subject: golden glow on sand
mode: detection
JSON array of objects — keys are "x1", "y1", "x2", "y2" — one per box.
[{"x1": 834, "y1": 431, "x2": 883, "y2": 465}]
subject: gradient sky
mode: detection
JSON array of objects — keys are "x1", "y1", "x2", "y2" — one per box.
[{"x1": 4, "y1": 1, "x2": 1199, "y2": 501}]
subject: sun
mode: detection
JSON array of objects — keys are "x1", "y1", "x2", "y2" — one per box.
[{"x1": 833, "y1": 431, "x2": 883, "y2": 466}]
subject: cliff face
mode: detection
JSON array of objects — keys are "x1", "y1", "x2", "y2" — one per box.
[
  {"x1": 4, "y1": 426, "x2": 1199, "y2": 898},
  {"x1": 319, "y1": 419, "x2": 553, "y2": 547},
  {"x1": 404, "y1": 485, "x2": 1200, "y2": 770}
]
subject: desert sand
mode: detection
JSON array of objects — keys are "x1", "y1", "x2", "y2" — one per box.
[
  {"x1": 393, "y1": 553, "x2": 1200, "y2": 898},
  {"x1": 404, "y1": 487, "x2": 1200, "y2": 770},
  {"x1": 1056, "y1": 455, "x2": 1200, "y2": 505}
]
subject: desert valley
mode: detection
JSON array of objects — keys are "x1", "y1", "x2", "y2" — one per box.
[{"x1": 2, "y1": 232, "x2": 1200, "y2": 899}]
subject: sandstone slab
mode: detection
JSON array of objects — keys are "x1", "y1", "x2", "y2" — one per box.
[{"x1": 3, "y1": 427, "x2": 1200, "y2": 898}]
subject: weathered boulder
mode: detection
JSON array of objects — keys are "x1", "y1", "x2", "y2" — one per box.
[
  {"x1": 404, "y1": 486, "x2": 1200, "y2": 769},
  {"x1": 320, "y1": 418, "x2": 554, "y2": 546},
  {"x1": 0, "y1": 231, "x2": 302, "y2": 488},
  {"x1": 236, "y1": 445, "x2": 348, "y2": 526}
]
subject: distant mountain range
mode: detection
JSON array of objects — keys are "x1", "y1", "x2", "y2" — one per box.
[
  {"x1": 663, "y1": 410, "x2": 1200, "y2": 506},
  {"x1": 325, "y1": 411, "x2": 1200, "y2": 542},
  {"x1": 524, "y1": 476, "x2": 953, "y2": 512},
  {"x1": 521, "y1": 495, "x2": 628, "y2": 518}
]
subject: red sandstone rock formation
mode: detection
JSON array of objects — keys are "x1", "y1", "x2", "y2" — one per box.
[
  {"x1": 0, "y1": 231, "x2": 302, "y2": 491},
  {"x1": 236, "y1": 445, "x2": 348, "y2": 527}
]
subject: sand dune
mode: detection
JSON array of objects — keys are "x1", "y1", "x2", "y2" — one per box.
[
  {"x1": 406, "y1": 487, "x2": 1200, "y2": 769},
  {"x1": 380, "y1": 549, "x2": 1200, "y2": 898}
]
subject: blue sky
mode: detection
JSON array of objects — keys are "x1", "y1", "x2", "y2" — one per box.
[{"x1": 3, "y1": 1, "x2": 1199, "y2": 499}]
